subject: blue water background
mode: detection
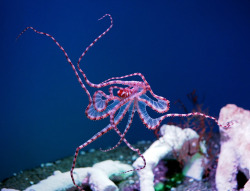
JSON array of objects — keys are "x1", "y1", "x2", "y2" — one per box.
[{"x1": 1, "y1": 0, "x2": 250, "y2": 181}]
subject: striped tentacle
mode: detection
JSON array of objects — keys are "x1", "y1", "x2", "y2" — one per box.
[
  {"x1": 86, "y1": 86, "x2": 139, "y2": 121},
  {"x1": 100, "y1": 72, "x2": 149, "y2": 86},
  {"x1": 70, "y1": 124, "x2": 113, "y2": 190},
  {"x1": 76, "y1": 14, "x2": 113, "y2": 88},
  {"x1": 71, "y1": 100, "x2": 133, "y2": 190},
  {"x1": 93, "y1": 90, "x2": 108, "y2": 112},
  {"x1": 141, "y1": 112, "x2": 235, "y2": 131},
  {"x1": 79, "y1": 74, "x2": 146, "y2": 89},
  {"x1": 108, "y1": 86, "x2": 123, "y2": 97},
  {"x1": 147, "y1": 88, "x2": 171, "y2": 109},
  {"x1": 100, "y1": 101, "x2": 135, "y2": 152},
  {"x1": 110, "y1": 100, "x2": 132, "y2": 125},
  {"x1": 113, "y1": 101, "x2": 133, "y2": 125},
  {"x1": 86, "y1": 88, "x2": 143, "y2": 121},
  {"x1": 86, "y1": 89, "x2": 135, "y2": 121},
  {"x1": 85, "y1": 100, "x2": 120, "y2": 120},
  {"x1": 16, "y1": 27, "x2": 92, "y2": 103},
  {"x1": 121, "y1": 137, "x2": 146, "y2": 173},
  {"x1": 106, "y1": 90, "x2": 144, "y2": 122},
  {"x1": 136, "y1": 98, "x2": 232, "y2": 130},
  {"x1": 86, "y1": 93, "x2": 132, "y2": 121},
  {"x1": 139, "y1": 94, "x2": 170, "y2": 113},
  {"x1": 112, "y1": 124, "x2": 146, "y2": 173},
  {"x1": 107, "y1": 99, "x2": 146, "y2": 173},
  {"x1": 136, "y1": 99, "x2": 163, "y2": 130},
  {"x1": 93, "y1": 80, "x2": 145, "y2": 89},
  {"x1": 92, "y1": 90, "x2": 120, "y2": 112},
  {"x1": 75, "y1": 14, "x2": 150, "y2": 90},
  {"x1": 92, "y1": 85, "x2": 126, "y2": 113},
  {"x1": 161, "y1": 112, "x2": 234, "y2": 129}
]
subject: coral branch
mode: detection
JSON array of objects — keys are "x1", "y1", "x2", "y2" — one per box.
[
  {"x1": 2, "y1": 160, "x2": 133, "y2": 191},
  {"x1": 133, "y1": 125, "x2": 208, "y2": 191},
  {"x1": 216, "y1": 104, "x2": 250, "y2": 191}
]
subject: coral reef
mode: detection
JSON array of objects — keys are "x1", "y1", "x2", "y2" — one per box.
[
  {"x1": 133, "y1": 124, "x2": 208, "y2": 191},
  {"x1": 3, "y1": 104, "x2": 250, "y2": 191},
  {"x1": 1, "y1": 160, "x2": 133, "y2": 191},
  {"x1": 216, "y1": 104, "x2": 250, "y2": 191}
]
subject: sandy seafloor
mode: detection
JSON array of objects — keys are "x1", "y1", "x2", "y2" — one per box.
[{"x1": 0, "y1": 134, "x2": 224, "y2": 191}]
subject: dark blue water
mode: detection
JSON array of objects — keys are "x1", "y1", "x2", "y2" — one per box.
[{"x1": 1, "y1": 0, "x2": 250, "y2": 182}]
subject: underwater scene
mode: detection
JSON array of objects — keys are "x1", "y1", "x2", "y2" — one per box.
[{"x1": 1, "y1": 1, "x2": 250, "y2": 191}]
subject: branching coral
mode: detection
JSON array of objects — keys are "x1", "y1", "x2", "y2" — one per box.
[
  {"x1": 216, "y1": 104, "x2": 250, "y2": 191},
  {"x1": 133, "y1": 125, "x2": 208, "y2": 191},
  {"x1": 1, "y1": 160, "x2": 133, "y2": 191}
]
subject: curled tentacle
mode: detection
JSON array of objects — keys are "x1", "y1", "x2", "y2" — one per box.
[
  {"x1": 86, "y1": 100, "x2": 120, "y2": 120},
  {"x1": 16, "y1": 26, "x2": 92, "y2": 103},
  {"x1": 93, "y1": 90, "x2": 109, "y2": 112},
  {"x1": 76, "y1": 14, "x2": 113, "y2": 88},
  {"x1": 75, "y1": 14, "x2": 150, "y2": 90},
  {"x1": 139, "y1": 94, "x2": 170, "y2": 113},
  {"x1": 136, "y1": 99, "x2": 163, "y2": 130},
  {"x1": 92, "y1": 90, "x2": 119, "y2": 112}
]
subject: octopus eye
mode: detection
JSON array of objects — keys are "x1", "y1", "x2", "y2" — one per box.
[
  {"x1": 117, "y1": 89, "x2": 130, "y2": 98},
  {"x1": 117, "y1": 89, "x2": 124, "y2": 98}
]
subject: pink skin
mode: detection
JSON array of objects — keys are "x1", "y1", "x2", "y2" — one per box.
[{"x1": 17, "y1": 14, "x2": 234, "y2": 191}]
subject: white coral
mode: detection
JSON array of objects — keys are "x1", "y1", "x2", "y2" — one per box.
[
  {"x1": 1, "y1": 160, "x2": 133, "y2": 191},
  {"x1": 133, "y1": 125, "x2": 208, "y2": 191},
  {"x1": 216, "y1": 104, "x2": 250, "y2": 191}
]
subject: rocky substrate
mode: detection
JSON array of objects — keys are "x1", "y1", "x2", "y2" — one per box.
[{"x1": 0, "y1": 138, "x2": 219, "y2": 191}]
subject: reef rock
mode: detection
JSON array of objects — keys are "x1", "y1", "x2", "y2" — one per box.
[
  {"x1": 216, "y1": 104, "x2": 250, "y2": 191},
  {"x1": 133, "y1": 125, "x2": 208, "y2": 191},
  {"x1": 1, "y1": 160, "x2": 133, "y2": 191}
]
